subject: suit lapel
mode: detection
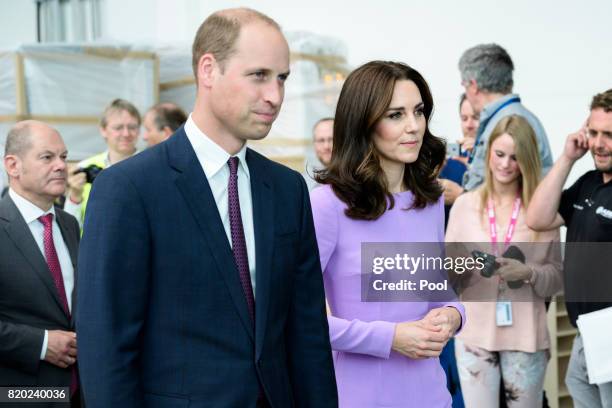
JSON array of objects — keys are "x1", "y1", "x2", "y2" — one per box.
[
  {"x1": 56, "y1": 209, "x2": 78, "y2": 327},
  {"x1": 167, "y1": 130, "x2": 254, "y2": 341},
  {"x1": 56, "y1": 210, "x2": 78, "y2": 272},
  {"x1": 0, "y1": 196, "x2": 69, "y2": 319},
  {"x1": 247, "y1": 150, "x2": 274, "y2": 358}
]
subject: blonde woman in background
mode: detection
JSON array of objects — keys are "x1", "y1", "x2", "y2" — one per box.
[{"x1": 446, "y1": 115, "x2": 562, "y2": 407}]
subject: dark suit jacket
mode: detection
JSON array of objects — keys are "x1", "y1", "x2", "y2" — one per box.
[
  {"x1": 77, "y1": 128, "x2": 338, "y2": 408},
  {"x1": 0, "y1": 195, "x2": 79, "y2": 399}
]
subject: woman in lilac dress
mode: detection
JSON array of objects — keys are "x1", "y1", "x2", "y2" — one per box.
[{"x1": 310, "y1": 61, "x2": 465, "y2": 407}]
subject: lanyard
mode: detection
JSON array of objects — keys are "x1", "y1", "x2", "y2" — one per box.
[
  {"x1": 487, "y1": 195, "x2": 521, "y2": 256},
  {"x1": 468, "y1": 97, "x2": 521, "y2": 165}
]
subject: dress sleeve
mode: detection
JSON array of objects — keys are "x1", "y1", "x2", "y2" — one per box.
[
  {"x1": 326, "y1": 316, "x2": 396, "y2": 358},
  {"x1": 309, "y1": 187, "x2": 339, "y2": 273},
  {"x1": 309, "y1": 187, "x2": 397, "y2": 358}
]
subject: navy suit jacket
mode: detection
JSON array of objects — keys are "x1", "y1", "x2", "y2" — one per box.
[{"x1": 76, "y1": 128, "x2": 338, "y2": 408}]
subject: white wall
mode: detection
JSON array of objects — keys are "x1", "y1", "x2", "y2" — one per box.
[
  {"x1": 2, "y1": 0, "x2": 611, "y2": 182},
  {"x1": 0, "y1": 0, "x2": 37, "y2": 47}
]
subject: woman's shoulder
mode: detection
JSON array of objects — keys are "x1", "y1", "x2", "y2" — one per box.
[
  {"x1": 446, "y1": 190, "x2": 482, "y2": 235},
  {"x1": 310, "y1": 184, "x2": 343, "y2": 213},
  {"x1": 310, "y1": 183, "x2": 335, "y2": 202},
  {"x1": 453, "y1": 189, "x2": 480, "y2": 210}
]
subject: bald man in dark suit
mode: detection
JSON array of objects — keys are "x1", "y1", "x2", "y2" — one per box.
[{"x1": 0, "y1": 121, "x2": 80, "y2": 407}]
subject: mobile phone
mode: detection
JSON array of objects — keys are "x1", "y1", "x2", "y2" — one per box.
[{"x1": 447, "y1": 142, "x2": 460, "y2": 157}]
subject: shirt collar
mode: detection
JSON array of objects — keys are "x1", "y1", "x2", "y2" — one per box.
[
  {"x1": 8, "y1": 188, "x2": 56, "y2": 224},
  {"x1": 480, "y1": 93, "x2": 520, "y2": 122},
  {"x1": 103, "y1": 151, "x2": 111, "y2": 167},
  {"x1": 593, "y1": 170, "x2": 612, "y2": 187},
  {"x1": 103, "y1": 149, "x2": 139, "y2": 167},
  {"x1": 184, "y1": 114, "x2": 250, "y2": 179}
]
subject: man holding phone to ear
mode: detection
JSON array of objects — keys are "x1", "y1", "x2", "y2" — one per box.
[{"x1": 527, "y1": 89, "x2": 612, "y2": 408}]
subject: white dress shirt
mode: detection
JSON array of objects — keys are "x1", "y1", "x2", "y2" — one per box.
[
  {"x1": 9, "y1": 189, "x2": 75, "y2": 360},
  {"x1": 184, "y1": 115, "x2": 257, "y2": 296}
]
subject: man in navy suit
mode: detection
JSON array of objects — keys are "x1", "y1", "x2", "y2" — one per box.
[{"x1": 76, "y1": 7, "x2": 337, "y2": 408}]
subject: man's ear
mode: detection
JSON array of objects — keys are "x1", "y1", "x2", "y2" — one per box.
[
  {"x1": 468, "y1": 79, "x2": 479, "y2": 94},
  {"x1": 162, "y1": 126, "x2": 174, "y2": 138},
  {"x1": 99, "y1": 126, "x2": 109, "y2": 141},
  {"x1": 4, "y1": 155, "x2": 20, "y2": 178},
  {"x1": 197, "y1": 53, "x2": 217, "y2": 89}
]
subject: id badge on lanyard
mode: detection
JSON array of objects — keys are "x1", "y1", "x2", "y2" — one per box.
[
  {"x1": 488, "y1": 196, "x2": 521, "y2": 327},
  {"x1": 496, "y1": 301, "x2": 513, "y2": 326}
]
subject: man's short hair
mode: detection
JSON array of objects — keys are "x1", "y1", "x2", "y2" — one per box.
[
  {"x1": 590, "y1": 89, "x2": 612, "y2": 112},
  {"x1": 4, "y1": 122, "x2": 34, "y2": 157},
  {"x1": 459, "y1": 93, "x2": 468, "y2": 110},
  {"x1": 149, "y1": 103, "x2": 188, "y2": 132},
  {"x1": 191, "y1": 8, "x2": 281, "y2": 79},
  {"x1": 459, "y1": 43, "x2": 514, "y2": 94},
  {"x1": 312, "y1": 117, "x2": 334, "y2": 135},
  {"x1": 100, "y1": 98, "x2": 141, "y2": 128}
]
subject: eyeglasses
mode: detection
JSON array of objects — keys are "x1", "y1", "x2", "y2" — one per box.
[{"x1": 109, "y1": 124, "x2": 140, "y2": 133}]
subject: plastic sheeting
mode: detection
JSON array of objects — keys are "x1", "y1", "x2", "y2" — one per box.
[
  {"x1": 157, "y1": 45, "x2": 195, "y2": 114},
  {"x1": 20, "y1": 45, "x2": 156, "y2": 116},
  {"x1": 0, "y1": 53, "x2": 17, "y2": 116},
  {"x1": 156, "y1": 45, "x2": 192, "y2": 84},
  {"x1": 0, "y1": 44, "x2": 156, "y2": 160},
  {"x1": 286, "y1": 31, "x2": 348, "y2": 58}
]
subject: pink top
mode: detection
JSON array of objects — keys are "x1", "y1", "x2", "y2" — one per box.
[{"x1": 445, "y1": 190, "x2": 562, "y2": 352}]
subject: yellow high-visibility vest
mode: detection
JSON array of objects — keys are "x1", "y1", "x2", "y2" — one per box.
[{"x1": 76, "y1": 152, "x2": 107, "y2": 225}]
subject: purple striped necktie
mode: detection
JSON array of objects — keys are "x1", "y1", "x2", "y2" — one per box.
[
  {"x1": 227, "y1": 157, "x2": 255, "y2": 323},
  {"x1": 38, "y1": 213, "x2": 78, "y2": 396}
]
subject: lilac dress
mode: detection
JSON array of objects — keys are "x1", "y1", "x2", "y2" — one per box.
[{"x1": 310, "y1": 185, "x2": 465, "y2": 408}]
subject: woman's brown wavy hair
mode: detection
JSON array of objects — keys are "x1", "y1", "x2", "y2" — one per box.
[{"x1": 315, "y1": 61, "x2": 445, "y2": 220}]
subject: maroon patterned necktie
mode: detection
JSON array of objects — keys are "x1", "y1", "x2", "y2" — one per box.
[
  {"x1": 38, "y1": 214, "x2": 70, "y2": 316},
  {"x1": 227, "y1": 157, "x2": 255, "y2": 322},
  {"x1": 38, "y1": 213, "x2": 78, "y2": 396}
]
